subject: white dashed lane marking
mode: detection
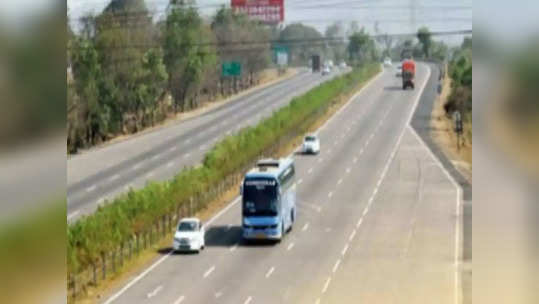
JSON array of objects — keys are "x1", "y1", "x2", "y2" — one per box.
[
  {"x1": 265, "y1": 266, "x2": 275, "y2": 278},
  {"x1": 203, "y1": 266, "x2": 215, "y2": 278},
  {"x1": 146, "y1": 285, "x2": 162, "y2": 298},
  {"x1": 302, "y1": 223, "x2": 309, "y2": 231},
  {"x1": 173, "y1": 295, "x2": 185, "y2": 304}
]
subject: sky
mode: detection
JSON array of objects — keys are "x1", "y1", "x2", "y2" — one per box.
[{"x1": 66, "y1": 0, "x2": 472, "y2": 45}]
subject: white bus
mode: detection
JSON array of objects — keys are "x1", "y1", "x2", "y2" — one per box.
[{"x1": 241, "y1": 158, "x2": 297, "y2": 241}]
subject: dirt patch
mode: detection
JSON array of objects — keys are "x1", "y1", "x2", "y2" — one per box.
[{"x1": 430, "y1": 72, "x2": 472, "y2": 182}]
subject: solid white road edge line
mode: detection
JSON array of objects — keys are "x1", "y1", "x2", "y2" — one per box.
[
  {"x1": 332, "y1": 259, "x2": 341, "y2": 273},
  {"x1": 322, "y1": 277, "x2": 332, "y2": 294},
  {"x1": 341, "y1": 244, "x2": 349, "y2": 256},
  {"x1": 67, "y1": 210, "x2": 80, "y2": 221}
]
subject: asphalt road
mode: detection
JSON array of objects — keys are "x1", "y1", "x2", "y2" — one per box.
[
  {"x1": 67, "y1": 68, "x2": 349, "y2": 220},
  {"x1": 101, "y1": 63, "x2": 463, "y2": 304}
]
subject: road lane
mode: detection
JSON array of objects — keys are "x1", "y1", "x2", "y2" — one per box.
[
  {"x1": 68, "y1": 68, "x2": 349, "y2": 219},
  {"x1": 101, "y1": 63, "x2": 460, "y2": 304}
]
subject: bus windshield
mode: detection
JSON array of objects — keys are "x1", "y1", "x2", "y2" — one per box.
[{"x1": 243, "y1": 178, "x2": 278, "y2": 216}]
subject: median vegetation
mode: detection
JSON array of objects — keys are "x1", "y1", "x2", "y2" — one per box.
[{"x1": 67, "y1": 63, "x2": 380, "y2": 297}]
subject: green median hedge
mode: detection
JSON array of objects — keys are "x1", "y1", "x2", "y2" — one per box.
[{"x1": 67, "y1": 63, "x2": 380, "y2": 274}]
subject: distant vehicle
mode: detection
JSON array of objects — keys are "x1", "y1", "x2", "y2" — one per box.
[
  {"x1": 241, "y1": 158, "x2": 296, "y2": 242},
  {"x1": 402, "y1": 59, "x2": 416, "y2": 90},
  {"x1": 327, "y1": 60, "x2": 334, "y2": 68},
  {"x1": 312, "y1": 55, "x2": 321, "y2": 72},
  {"x1": 302, "y1": 134, "x2": 320, "y2": 154},
  {"x1": 339, "y1": 62, "x2": 347, "y2": 69},
  {"x1": 322, "y1": 66, "x2": 331, "y2": 75},
  {"x1": 383, "y1": 57, "x2": 392, "y2": 67},
  {"x1": 396, "y1": 64, "x2": 402, "y2": 77},
  {"x1": 173, "y1": 218, "x2": 205, "y2": 253}
]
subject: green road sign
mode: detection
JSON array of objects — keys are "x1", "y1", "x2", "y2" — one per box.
[
  {"x1": 272, "y1": 45, "x2": 289, "y2": 65},
  {"x1": 222, "y1": 61, "x2": 241, "y2": 77},
  {"x1": 272, "y1": 45, "x2": 288, "y2": 54}
]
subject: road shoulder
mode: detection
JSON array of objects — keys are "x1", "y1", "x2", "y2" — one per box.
[{"x1": 411, "y1": 62, "x2": 471, "y2": 304}]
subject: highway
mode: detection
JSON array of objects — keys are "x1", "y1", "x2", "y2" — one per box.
[
  {"x1": 101, "y1": 63, "x2": 463, "y2": 304},
  {"x1": 67, "y1": 68, "x2": 349, "y2": 220}
]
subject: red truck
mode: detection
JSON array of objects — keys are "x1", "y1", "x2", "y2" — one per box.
[{"x1": 402, "y1": 59, "x2": 416, "y2": 90}]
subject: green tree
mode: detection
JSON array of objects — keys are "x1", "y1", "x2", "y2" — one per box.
[
  {"x1": 347, "y1": 28, "x2": 371, "y2": 64},
  {"x1": 70, "y1": 37, "x2": 111, "y2": 146},
  {"x1": 417, "y1": 26, "x2": 432, "y2": 58},
  {"x1": 94, "y1": 0, "x2": 158, "y2": 133},
  {"x1": 279, "y1": 23, "x2": 325, "y2": 65},
  {"x1": 325, "y1": 22, "x2": 346, "y2": 63},
  {"x1": 430, "y1": 40, "x2": 449, "y2": 62},
  {"x1": 164, "y1": 1, "x2": 216, "y2": 112},
  {"x1": 212, "y1": 8, "x2": 270, "y2": 88}
]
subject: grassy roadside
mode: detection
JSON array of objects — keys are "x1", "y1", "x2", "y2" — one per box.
[
  {"x1": 431, "y1": 68, "x2": 472, "y2": 180},
  {"x1": 67, "y1": 64, "x2": 381, "y2": 302}
]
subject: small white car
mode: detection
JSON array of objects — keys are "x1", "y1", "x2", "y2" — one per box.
[
  {"x1": 339, "y1": 62, "x2": 347, "y2": 69},
  {"x1": 173, "y1": 218, "x2": 205, "y2": 253},
  {"x1": 302, "y1": 135, "x2": 320, "y2": 154},
  {"x1": 322, "y1": 66, "x2": 331, "y2": 75}
]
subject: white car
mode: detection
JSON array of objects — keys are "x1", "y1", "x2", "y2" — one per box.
[
  {"x1": 339, "y1": 62, "x2": 347, "y2": 69},
  {"x1": 321, "y1": 66, "x2": 331, "y2": 75},
  {"x1": 383, "y1": 57, "x2": 392, "y2": 67},
  {"x1": 302, "y1": 135, "x2": 320, "y2": 154},
  {"x1": 173, "y1": 218, "x2": 205, "y2": 253}
]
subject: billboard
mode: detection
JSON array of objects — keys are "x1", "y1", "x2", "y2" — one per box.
[{"x1": 231, "y1": 0, "x2": 284, "y2": 24}]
